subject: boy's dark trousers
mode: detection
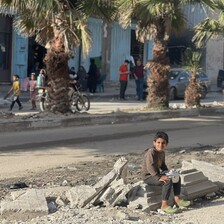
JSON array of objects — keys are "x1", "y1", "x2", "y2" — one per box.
[
  {"x1": 120, "y1": 80, "x2": 127, "y2": 99},
  {"x1": 10, "y1": 96, "x2": 22, "y2": 110},
  {"x1": 144, "y1": 176, "x2": 181, "y2": 201}
]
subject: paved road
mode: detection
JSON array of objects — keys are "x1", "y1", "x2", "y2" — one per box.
[{"x1": 0, "y1": 115, "x2": 224, "y2": 179}]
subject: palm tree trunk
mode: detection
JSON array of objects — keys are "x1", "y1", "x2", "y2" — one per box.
[
  {"x1": 184, "y1": 74, "x2": 201, "y2": 108},
  {"x1": 44, "y1": 36, "x2": 71, "y2": 113},
  {"x1": 146, "y1": 42, "x2": 170, "y2": 109}
]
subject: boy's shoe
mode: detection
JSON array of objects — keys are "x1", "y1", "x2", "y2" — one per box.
[
  {"x1": 162, "y1": 206, "x2": 179, "y2": 214},
  {"x1": 177, "y1": 199, "x2": 191, "y2": 208},
  {"x1": 19, "y1": 106, "x2": 23, "y2": 110}
]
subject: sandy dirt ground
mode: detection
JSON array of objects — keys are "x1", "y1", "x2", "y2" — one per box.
[{"x1": 0, "y1": 146, "x2": 224, "y2": 223}]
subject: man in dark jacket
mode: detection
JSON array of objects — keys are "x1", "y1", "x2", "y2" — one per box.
[{"x1": 88, "y1": 59, "x2": 98, "y2": 93}]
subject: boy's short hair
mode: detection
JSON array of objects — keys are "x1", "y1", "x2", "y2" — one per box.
[
  {"x1": 154, "y1": 131, "x2": 169, "y2": 143},
  {"x1": 13, "y1": 74, "x2": 19, "y2": 79}
]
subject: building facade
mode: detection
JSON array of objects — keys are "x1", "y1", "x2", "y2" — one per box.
[{"x1": 1, "y1": 4, "x2": 223, "y2": 86}]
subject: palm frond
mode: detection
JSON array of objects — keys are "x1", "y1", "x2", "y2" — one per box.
[
  {"x1": 183, "y1": 48, "x2": 203, "y2": 74},
  {"x1": 193, "y1": 18, "x2": 223, "y2": 48},
  {"x1": 76, "y1": 0, "x2": 117, "y2": 22},
  {"x1": 0, "y1": 0, "x2": 116, "y2": 56},
  {"x1": 215, "y1": 0, "x2": 224, "y2": 24},
  {"x1": 116, "y1": 0, "x2": 187, "y2": 43}
]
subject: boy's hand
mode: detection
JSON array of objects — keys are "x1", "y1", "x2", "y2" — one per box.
[{"x1": 159, "y1": 175, "x2": 170, "y2": 183}]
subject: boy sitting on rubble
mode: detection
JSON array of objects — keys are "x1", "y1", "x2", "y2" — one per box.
[{"x1": 141, "y1": 131, "x2": 190, "y2": 214}]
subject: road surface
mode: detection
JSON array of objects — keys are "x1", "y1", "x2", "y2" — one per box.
[{"x1": 0, "y1": 115, "x2": 224, "y2": 179}]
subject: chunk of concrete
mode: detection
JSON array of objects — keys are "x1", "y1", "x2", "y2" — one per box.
[
  {"x1": 127, "y1": 182, "x2": 174, "y2": 212},
  {"x1": 126, "y1": 181, "x2": 143, "y2": 202},
  {"x1": 181, "y1": 161, "x2": 194, "y2": 170},
  {"x1": 180, "y1": 169, "x2": 219, "y2": 200},
  {"x1": 181, "y1": 160, "x2": 224, "y2": 189},
  {"x1": 93, "y1": 179, "x2": 125, "y2": 206},
  {"x1": 68, "y1": 157, "x2": 128, "y2": 208},
  {"x1": 181, "y1": 170, "x2": 208, "y2": 186},
  {"x1": 0, "y1": 189, "x2": 48, "y2": 220},
  {"x1": 66, "y1": 185, "x2": 96, "y2": 208},
  {"x1": 94, "y1": 157, "x2": 128, "y2": 191},
  {"x1": 111, "y1": 183, "x2": 133, "y2": 206},
  {"x1": 181, "y1": 181, "x2": 219, "y2": 200}
]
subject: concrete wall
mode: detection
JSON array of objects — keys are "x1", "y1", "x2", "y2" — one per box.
[
  {"x1": 68, "y1": 18, "x2": 103, "y2": 73},
  {"x1": 206, "y1": 38, "x2": 224, "y2": 85},
  {"x1": 110, "y1": 23, "x2": 131, "y2": 81}
]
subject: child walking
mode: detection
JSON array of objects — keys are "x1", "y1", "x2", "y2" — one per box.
[
  {"x1": 141, "y1": 131, "x2": 190, "y2": 214},
  {"x1": 28, "y1": 73, "x2": 37, "y2": 110},
  {"x1": 5, "y1": 74, "x2": 23, "y2": 111}
]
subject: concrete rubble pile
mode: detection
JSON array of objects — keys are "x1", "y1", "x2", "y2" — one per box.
[
  {"x1": 181, "y1": 159, "x2": 224, "y2": 190},
  {"x1": 0, "y1": 157, "x2": 222, "y2": 221}
]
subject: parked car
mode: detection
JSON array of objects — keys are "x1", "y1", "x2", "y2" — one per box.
[
  {"x1": 217, "y1": 69, "x2": 224, "y2": 89},
  {"x1": 143, "y1": 68, "x2": 211, "y2": 100},
  {"x1": 169, "y1": 68, "x2": 211, "y2": 100}
]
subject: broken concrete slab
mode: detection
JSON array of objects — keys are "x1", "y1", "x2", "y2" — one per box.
[
  {"x1": 126, "y1": 181, "x2": 142, "y2": 202},
  {"x1": 67, "y1": 157, "x2": 128, "y2": 208},
  {"x1": 0, "y1": 189, "x2": 48, "y2": 220},
  {"x1": 181, "y1": 181, "x2": 219, "y2": 200},
  {"x1": 181, "y1": 160, "x2": 224, "y2": 189},
  {"x1": 93, "y1": 179, "x2": 125, "y2": 206},
  {"x1": 127, "y1": 182, "x2": 174, "y2": 212},
  {"x1": 66, "y1": 185, "x2": 96, "y2": 208},
  {"x1": 94, "y1": 157, "x2": 128, "y2": 191},
  {"x1": 111, "y1": 183, "x2": 133, "y2": 206},
  {"x1": 181, "y1": 170, "x2": 208, "y2": 186},
  {"x1": 180, "y1": 169, "x2": 219, "y2": 200}
]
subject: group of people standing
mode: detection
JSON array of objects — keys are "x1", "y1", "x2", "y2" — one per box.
[
  {"x1": 68, "y1": 59, "x2": 101, "y2": 94},
  {"x1": 119, "y1": 58, "x2": 146, "y2": 101},
  {"x1": 4, "y1": 68, "x2": 47, "y2": 111},
  {"x1": 4, "y1": 58, "x2": 144, "y2": 112}
]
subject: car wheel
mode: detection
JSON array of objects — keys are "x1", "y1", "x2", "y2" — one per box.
[
  {"x1": 200, "y1": 86, "x2": 207, "y2": 99},
  {"x1": 170, "y1": 87, "x2": 177, "y2": 100}
]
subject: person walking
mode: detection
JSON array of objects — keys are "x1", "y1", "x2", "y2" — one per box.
[
  {"x1": 119, "y1": 59, "x2": 130, "y2": 100},
  {"x1": 28, "y1": 73, "x2": 37, "y2": 110},
  {"x1": 4, "y1": 74, "x2": 23, "y2": 111},
  {"x1": 141, "y1": 131, "x2": 191, "y2": 214},
  {"x1": 133, "y1": 59, "x2": 145, "y2": 101}
]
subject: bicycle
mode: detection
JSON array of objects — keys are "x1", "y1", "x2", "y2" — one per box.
[
  {"x1": 37, "y1": 85, "x2": 90, "y2": 112},
  {"x1": 69, "y1": 84, "x2": 90, "y2": 112}
]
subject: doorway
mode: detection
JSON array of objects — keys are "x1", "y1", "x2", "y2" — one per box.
[
  {"x1": 28, "y1": 37, "x2": 46, "y2": 76},
  {"x1": 130, "y1": 30, "x2": 144, "y2": 62},
  {"x1": 0, "y1": 15, "x2": 12, "y2": 82}
]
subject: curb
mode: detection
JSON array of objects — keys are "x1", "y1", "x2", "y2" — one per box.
[{"x1": 1, "y1": 106, "x2": 224, "y2": 133}]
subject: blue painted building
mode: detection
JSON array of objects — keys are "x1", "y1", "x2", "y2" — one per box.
[
  {"x1": 0, "y1": 14, "x2": 153, "y2": 83},
  {"x1": 2, "y1": 4, "x2": 215, "y2": 84}
]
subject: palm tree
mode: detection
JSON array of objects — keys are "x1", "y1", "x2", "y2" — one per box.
[
  {"x1": 0, "y1": 0, "x2": 115, "y2": 113},
  {"x1": 183, "y1": 48, "x2": 203, "y2": 108},
  {"x1": 115, "y1": 0, "x2": 215, "y2": 109},
  {"x1": 193, "y1": 0, "x2": 224, "y2": 48}
]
